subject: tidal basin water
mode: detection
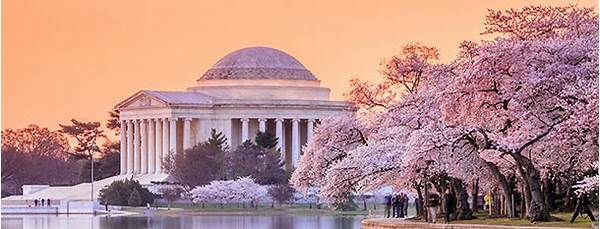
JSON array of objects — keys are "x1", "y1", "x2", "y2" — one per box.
[{"x1": 1, "y1": 214, "x2": 365, "y2": 229}]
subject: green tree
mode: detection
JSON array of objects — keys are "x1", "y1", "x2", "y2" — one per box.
[
  {"x1": 79, "y1": 140, "x2": 120, "y2": 181},
  {"x1": 227, "y1": 141, "x2": 287, "y2": 185},
  {"x1": 60, "y1": 119, "x2": 105, "y2": 187},
  {"x1": 59, "y1": 119, "x2": 105, "y2": 160},
  {"x1": 163, "y1": 142, "x2": 225, "y2": 190},
  {"x1": 99, "y1": 179, "x2": 155, "y2": 206},
  {"x1": 254, "y1": 131, "x2": 278, "y2": 150},
  {"x1": 106, "y1": 109, "x2": 120, "y2": 136},
  {"x1": 128, "y1": 189, "x2": 142, "y2": 206},
  {"x1": 207, "y1": 128, "x2": 228, "y2": 150}
]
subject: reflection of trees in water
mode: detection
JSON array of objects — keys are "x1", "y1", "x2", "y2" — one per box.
[
  {"x1": 12, "y1": 215, "x2": 363, "y2": 229},
  {"x1": 100, "y1": 215, "x2": 182, "y2": 229}
]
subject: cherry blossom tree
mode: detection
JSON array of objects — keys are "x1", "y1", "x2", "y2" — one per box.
[
  {"x1": 291, "y1": 113, "x2": 369, "y2": 207},
  {"x1": 191, "y1": 177, "x2": 269, "y2": 208},
  {"x1": 440, "y1": 5, "x2": 598, "y2": 221},
  {"x1": 573, "y1": 162, "x2": 599, "y2": 195},
  {"x1": 292, "y1": 5, "x2": 597, "y2": 222}
]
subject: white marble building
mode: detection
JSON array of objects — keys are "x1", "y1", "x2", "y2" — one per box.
[{"x1": 115, "y1": 46, "x2": 354, "y2": 174}]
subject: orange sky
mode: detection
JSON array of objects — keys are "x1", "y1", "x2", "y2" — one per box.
[{"x1": 2, "y1": 0, "x2": 597, "y2": 135}]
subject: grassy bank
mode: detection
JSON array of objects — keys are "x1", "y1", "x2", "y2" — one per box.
[
  {"x1": 407, "y1": 211, "x2": 598, "y2": 228},
  {"x1": 453, "y1": 211, "x2": 597, "y2": 228},
  {"x1": 124, "y1": 203, "x2": 376, "y2": 217}
]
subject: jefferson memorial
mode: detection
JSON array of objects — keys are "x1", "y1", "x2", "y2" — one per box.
[
  {"x1": 1, "y1": 47, "x2": 353, "y2": 208},
  {"x1": 115, "y1": 46, "x2": 354, "y2": 174}
]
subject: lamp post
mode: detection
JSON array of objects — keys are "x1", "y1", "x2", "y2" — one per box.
[
  {"x1": 88, "y1": 137, "x2": 97, "y2": 203},
  {"x1": 90, "y1": 149, "x2": 94, "y2": 202}
]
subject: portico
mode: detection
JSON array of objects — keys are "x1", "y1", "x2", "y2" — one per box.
[{"x1": 115, "y1": 46, "x2": 354, "y2": 175}]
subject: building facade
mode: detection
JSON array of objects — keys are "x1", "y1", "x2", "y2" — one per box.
[{"x1": 115, "y1": 47, "x2": 354, "y2": 175}]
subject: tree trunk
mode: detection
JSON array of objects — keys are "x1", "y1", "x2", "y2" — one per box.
[
  {"x1": 317, "y1": 198, "x2": 321, "y2": 209},
  {"x1": 471, "y1": 178, "x2": 479, "y2": 211},
  {"x1": 363, "y1": 198, "x2": 367, "y2": 211},
  {"x1": 484, "y1": 161, "x2": 514, "y2": 217},
  {"x1": 512, "y1": 154, "x2": 550, "y2": 221},
  {"x1": 543, "y1": 177, "x2": 553, "y2": 212},
  {"x1": 520, "y1": 189, "x2": 525, "y2": 219},
  {"x1": 451, "y1": 178, "x2": 473, "y2": 220},
  {"x1": 424, "y1": 182, "x2": 429, "y2": 222},
  {"x1": 515, "y1": 161, "x2": 532, "y2": 214},
  {"x1": 564, "y1": 179, "x2": 575, "y2": 211},
  {"x1": 415, "y1": 181, "x2": 424, "y2": 217}
]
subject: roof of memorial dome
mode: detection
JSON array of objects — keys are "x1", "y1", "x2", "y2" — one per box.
[{"x1": 200, "y1": 46, "x2": 317, "y2": 81}]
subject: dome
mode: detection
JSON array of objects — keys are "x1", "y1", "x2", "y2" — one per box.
[{"x1": 200, "y1": 47, "x2": 317, "y2": 81}]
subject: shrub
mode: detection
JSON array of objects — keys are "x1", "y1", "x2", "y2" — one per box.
[
  {"x1": 128, "y1": 189, "x2": 142, "y2": 206},
  {"x1": 99, "y1": 178, "x2": 156, "y2": 206}
]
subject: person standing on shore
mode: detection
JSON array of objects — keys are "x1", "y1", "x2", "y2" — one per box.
[
  {"x1": 426, "y1": 189, "x2": 440, "y2": 223},
  {"x1": 402, "y1": 193, "x2": 409, "y2": 218},
  {"x1": 443, "y1": 188, "x2": 456, "y2": 223},
  {"x1": 384, "y1": 194, "x2": 392, "y2": 218},
  {"x1": 394, "y1": 193, "x2": 404, "y2": 218}
]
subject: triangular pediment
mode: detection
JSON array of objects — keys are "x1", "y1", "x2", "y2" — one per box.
[{"x1": 115, "y1": 91, "x2": 168, "y2": 110}]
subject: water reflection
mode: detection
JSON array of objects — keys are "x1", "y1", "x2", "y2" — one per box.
[{"x1": 2, "y1": 214, "x2": 364, "y2": 229}]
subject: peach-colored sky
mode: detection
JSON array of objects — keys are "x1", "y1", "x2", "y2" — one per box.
[{"x1": 2, "y1": 0, "x2": 596, "y2": 135}]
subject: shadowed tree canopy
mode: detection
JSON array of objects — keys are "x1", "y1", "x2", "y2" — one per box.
[
  {"x1": 59, "y1": 119, "x2": 105, "y2": 160},
  {"x1": 79, "y1": 140, "x2": 120, "y2": 182},
  {"x1": 255, "y1": 131, "x2": 278, "y2": 150},
  {"x1": 99, "y1": 179, "x2": 155, "y2": 206},
  {"x1": 207, "y1": 128, "x2": 228, "y2": 151},
  {"x1": 106, "y1": 109, "x2": 120, "y2": 135},
  {"x1": 227, "y1": 141, "x2": 287, "y2": 185},
  {"x1": 163, "y1": 142, "x2": 225, "y2": 190},
  {"x1": 1, "y1": 124, "x2": 70, "y2": 158},
  {"x1": 1, "y1": 125, "x2": 79, "y2": 196}
]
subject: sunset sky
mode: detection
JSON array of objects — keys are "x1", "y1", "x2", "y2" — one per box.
[{"x1": 2, "y1": 0, "x2": 597, "y2": 135}]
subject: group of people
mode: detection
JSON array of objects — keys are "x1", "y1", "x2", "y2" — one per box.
[
  {"x1": 27, "y1": 198, "x2": 52, "y2": 207},
  {"x1": 383, "y1": 188, "x2": 457, "y2": 224},
  {"x1": 425, "y1": 188, "x2": 457, "y2": 224},
  {"x1": 384, "y1": 192, "x2": 410, "y2": 218}
]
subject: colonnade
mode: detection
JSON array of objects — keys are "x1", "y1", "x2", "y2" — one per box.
[
  {"x1": 119, "y1": 117, "x2": 316, "y2": 175},
  {"x1": 119, "y1": 118, "x2": 176, "y2": 175}
]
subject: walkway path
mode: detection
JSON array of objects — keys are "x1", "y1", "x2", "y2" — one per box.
[{"x1": 362, "y1": 218, "x2": 592, "y2": 229}]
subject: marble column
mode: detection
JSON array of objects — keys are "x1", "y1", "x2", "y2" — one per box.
[
  {"x1": 183, "y1": 118, "x2": 192, "y2": 150},
  {"x1": 307, "y1": 119, "x2": 315, "y2": 143},
  {"x1": 241, "y1": 118, "x2": 249, "y2": 142},
  {"x1": 160, "y1": 118, "x2": 170, "y2": 171},
  {"x1": 275, "y1": 118, "x2": 284, "y2": 159},
  {"x1": 141, "y1": 119, "x2": 148, "y2": 174},
  {"x1": 292, "y1": 118, "x2": 300, "y2": 167},
  {"x1": 133, "y1": 120, "x2": 140, "y2": 173},
  {"x1": 169, "y1": 118, "x2": 177, "y2": 154},
  {"x1": 258, "y1": 118, "x2": 267, "y2": 132},
  {"x1": 120, "y1": 120, "x2": 127, "y2": 175},
  {"x1": 127, "y1": 120, "x2": 134, "y2": 174},
  {"x1": 155, "y1": 118, "x2": 162, "y2": 174},
  {"x1": 148, "y1": 119, "x2": 155, "y2": 174}
]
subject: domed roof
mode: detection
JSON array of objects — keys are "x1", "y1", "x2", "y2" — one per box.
[{"x1": 200, "y1": 47, "x2": 317, "y2": 81}]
